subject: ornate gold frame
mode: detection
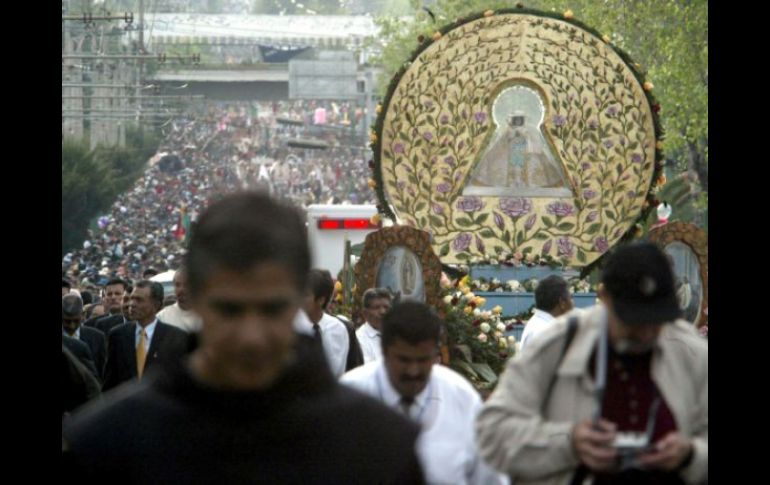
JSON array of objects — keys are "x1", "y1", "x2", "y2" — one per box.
[{"x1": 648, "y1": 221, "x2": 708, "y2": 327}]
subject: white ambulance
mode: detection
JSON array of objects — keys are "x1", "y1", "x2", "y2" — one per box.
[{"x1": 305, "y1": 204, "x2": 382, "y2": 276}]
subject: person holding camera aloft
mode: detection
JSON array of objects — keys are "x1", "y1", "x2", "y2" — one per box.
[{"x1": 475, "y1": 242, "x2": 707, "y2": 485}]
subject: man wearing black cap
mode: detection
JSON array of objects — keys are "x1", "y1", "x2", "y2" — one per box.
[{"x1": 476, "y1": 242, "x2": 707, "y2": 485}]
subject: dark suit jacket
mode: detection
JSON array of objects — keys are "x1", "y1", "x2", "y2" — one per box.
[
  {"x1": 103, "y1": 321, "x2": 192, "y2": 391},
  {"x1": 78, "y1": 326, "x2": 107, "y2": 381},
  {"x1": 88, "y1": 314, "x2": 128, "y2": 338},
  {"x1": 62, "y1": 334, "x2": 99, "y2": 380}
]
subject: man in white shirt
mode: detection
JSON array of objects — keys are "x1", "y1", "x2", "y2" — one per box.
[
  {"x1": 519, "y1": 275, "x2": 574, "y2": 352},
  {"x1": 342, "y1": 301, "x2": 506, "y2": 485},
  {"x1": 157, "y1": 266, "x2": 202, "y2": 333},
  {"x1": 298, "y1": 269, "x2": 350, "y2": 378},
  {"x1": 355, "y1": 287, "x2": 392, "y2": 363}
]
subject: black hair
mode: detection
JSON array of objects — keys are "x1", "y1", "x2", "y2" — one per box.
[
  {"x1": 363, "y1": 287, "x2": 393, "y2": 309},
  {"x1": 307, "y1": 269, "x2": 334, "y2": 309},
  {"x1": 134, "y1": 280, "x2": 164, "y2": 309},
  {"x1": 381, "y1": 301, "x2": 442, "y2": 349},
  {"x1": 534, "y1": 275, "x2": 570, "y2": 312}
]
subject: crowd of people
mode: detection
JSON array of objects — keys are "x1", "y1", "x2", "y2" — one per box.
[
  {"x1": 62, "y1": 191, "x2": 708, "y2": 484},
  {"x1": 62, "y1": 99, "x2": 375, "y2": 286}
]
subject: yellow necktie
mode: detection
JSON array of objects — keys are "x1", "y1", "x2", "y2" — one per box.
[{"x1": 136, "y1": 328, "x2": 148, "y2": 379}]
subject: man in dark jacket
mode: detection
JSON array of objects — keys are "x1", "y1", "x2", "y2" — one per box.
[
  {"x1": 102, "y1": 280, "x2": 191, "y2": 391},
  {"x1": 63, "y1": 192, "x2": 425, "y2": 483},
  {"x1": 63, "y1": 294, "x2": 107, "y2": 381}
]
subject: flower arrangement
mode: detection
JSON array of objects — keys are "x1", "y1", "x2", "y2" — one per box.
[
  {"x1": 440, "y1": 282, "x2": 517, "y2": 389},
  {"x1": 466, "y1": 276, "x2": 596, "y2": 294}
]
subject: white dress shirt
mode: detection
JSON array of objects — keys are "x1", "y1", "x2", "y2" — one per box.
[
  {"x1": 341, "y1": 362, "x2": 507, "y2": 485},
  {"x1": 135, "y1": 319, "x2": 158, "y2": 352},
  {"x1": 519, "y1": 309, "x2": 557, "y2": 352},
  {"x1": 355, "y1": 322, "x2": 383, "y2": 363},
  {"x1": 157, "y1": 303, "x2": 201, "y2": 333},
  {"x1": 294, "y1": 311, "x2": 350, "y2": 378}
]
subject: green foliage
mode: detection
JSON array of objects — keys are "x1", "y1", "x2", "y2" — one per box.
[{"x1": 62, "y1": 126, "x2": 161, "y2": 256}]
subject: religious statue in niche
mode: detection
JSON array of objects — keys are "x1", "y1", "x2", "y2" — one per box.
[
  {"x1": 665, "y1": 242, "x2": 703, "y2": 324},
  {"x1": 375, "y1": 246, "x2": 425, "y2": 302},
  {"x1": 464, "y1": 85, "x2": 571, "y2": 197}
]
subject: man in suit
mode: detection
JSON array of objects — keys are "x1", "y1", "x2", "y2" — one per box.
[
  {"x1": 84, "y1": 278, "x2": 131, "y2": 337},
  {"x1": 62, "y1": 334, "x2": 99, "y2": 381},
  {"x1": 64, "y1": 192, "x2": 425, "y2": 483},
  {"x1": 63, "y1": 294, "x2": 107, "y2": 382},
  {"x1": 103, "y1": 280, "x2": 191, "y2": 391}
]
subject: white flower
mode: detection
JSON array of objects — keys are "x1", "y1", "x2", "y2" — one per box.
[
  {"x1": 480, "y1": 284, "x2": 490, "y2": 291},
  {"x1": 495, "y1": 287, "x2": 504, "y2": 293},
  {"x1": 466, "y1": 292, "x2": 476, "y2": 299},
  {"x1": 480, "y1": 322, "x2": 491, "y2": 333},
  {"x1": 492, "y1": 278, "x2": 501, "y2": 285},
  {"x1": 482, "y1": 311, "x2": 492, "y2": 319},
  {"x1": 497, "y1": 322, "x2": 507, "y2": 332},
  {"x1": 508, "y1": 335, "x2": 517, "y2": 345},
  {"x1": 478, "y1": 333, "x2": 488, "y2": 343},
  {"x1": 489, "y1": 258, "x2": 498, "y2": 265},
  {"x1": 507, "y1": 280, "x2": 521, "y2": 291},
  {"x1": 473, "y1": 308, "x2": 481, "y2": 316},
  {"x1": 494, "y1": 331, "x2": 503, "y2": 339},
  {"x1": 498, "y1": 338, "x2": 508, "y2": 349},
  {"x1": 443, "y1": 295, "x2": 453, "y2": 304}
]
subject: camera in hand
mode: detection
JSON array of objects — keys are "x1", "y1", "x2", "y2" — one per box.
[{"x1": 613, "y1": 431, "x2": 650, "y2": 455}]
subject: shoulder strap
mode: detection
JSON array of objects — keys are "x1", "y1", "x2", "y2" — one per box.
[{"x1": 541, "y1": 316, "x2": 579, "y2": 414}]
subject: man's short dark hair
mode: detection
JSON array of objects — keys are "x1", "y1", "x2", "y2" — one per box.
[
  {"x1": 363, "y1": 288, "x2": 392, "y2": 309},
  {"x1": 534, "y1": 275, "x2": 570, "y2": 312},
  {"x1": 308, "y1": 269, "x2": 334, "y2": 309},
  {"x1": 381, "y1": 301, "x2": 442, "y2": 349},
  {"x1": 62, "y1": 278, "x2": 72, "y2": 290},
  {"x1": 143, "y1": 268, "x2": 159, "y2": 278},
  {"x1": 80, "y1": 290, "x2": 94, "y2": 306},
  {"x1": 134, "y1": 280, "x2": 164, "y2": 308},
  {"x1": 186, "y1": 192, "x2": 310, "y2": 296},
  {"x1": 105, "y1": 278, "x2": 128, "y2": 291}
]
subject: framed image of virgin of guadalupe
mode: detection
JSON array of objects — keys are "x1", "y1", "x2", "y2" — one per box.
[
  {"x1": 370, "y1": 9, "x2": 666, "y2": 269},
  {"x1": 648, "y1": 221, "x2": 708, "y2": 327}
]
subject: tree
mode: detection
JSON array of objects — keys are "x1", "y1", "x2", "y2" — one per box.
[{"x1": 371, "y1": 0, "x2": 707, "y2": 227}]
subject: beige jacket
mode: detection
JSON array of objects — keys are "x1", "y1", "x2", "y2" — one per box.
[{"x1": 476, "y1": 305, "x2": 707, "y2": 485}]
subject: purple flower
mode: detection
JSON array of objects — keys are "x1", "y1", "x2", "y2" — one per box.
[
  {"x1": 606, "y1": 106, "x2": 619, "y2": 116},
  {"x1": 397, "y1": 181, "x2": 406, "y2": 190},
  {"x1": 424, "y1": 100, "x2": 434, "y2": 109},
  {"x1": 436, "y1": 183, "x2": 451, "y2": 193},
  {"x1": 553, "y1": 115, "x2": 567, "y2": 127},
  {"x1": 455, "y1": 172, "x2": 463, "y2": 182},
  {"x1": 393, "y1": 143, "x2": 405, "y2": 154},
  {"x1": 542, "y1": 239, "x2": 553, "y2": 255},
  {"x1": 581, "y1": 162, "x2": 591, "y2": 171},
  {"x1": 456, "y1": 197, "x2": 484, "y2": 212},
  {"x1": 525, "y1": 213, "x2": 537, "y2": 230},
  {"x1": 557, "y1": 237, "x2": 574, "y2": 258},
  {"x1": 457, "y1": 140, "x2": 465, "y2": 150},
  {"x1": 474, "y1": 112, "x2": 487, "y2": 124},
  {"x1": 589, "y1": 119, "x2": 599, "y2": 129},
  {"x1": 586, "y1": 211, "x2": 598, "y2": 222},
  {"x1": 627, "y1": 191, "x2": 637, "y2": 198},
  {"x1": 475, "y1": 235, "x2": 485, "y2": 254},
  {"x1": 440, "y1": 115, "x2": 449, "y2": 124},
  {"x1": 582, "y1": 189, "x2": 597, "y2": 200},
  {"x1": 408, "y1": 187, "x2": 416, "y2": 196},
  {"x1": 547, "y1": 202, "x2": 575, "y2": 218},
  {"x1": 494, "y1": 212, "x2": 505, "y2": 230},
  {"x1": 453, "y1": 233, "x2": 472, "y2": 252},
  {"x1": 588, "y1": 146, "x2": 596, "y2": 154},
  {"x1": 619, "y1": 137, "x2": 626, "y2": 146},
  {"x1": 499, "y1": 198, "x2": 533, "y2": 218},
  {"x1": 632, "y1": 153, "x2": 643, "y2": 163},
  {"x1": 444, "y1": 155, "x2": 456, "y2": 166},
  {"x1": 594, "y1": 237, "x2": 609, "y2": 253},
  {"x1": 432, "y1": 204, "x2": 444, "y2": 215},
  {"x1": 423, "y1": 132, "x2": 434, "y2": 141},
  {"x1": 603, "y1": 139, "x2": 614, "y2": 149}
]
